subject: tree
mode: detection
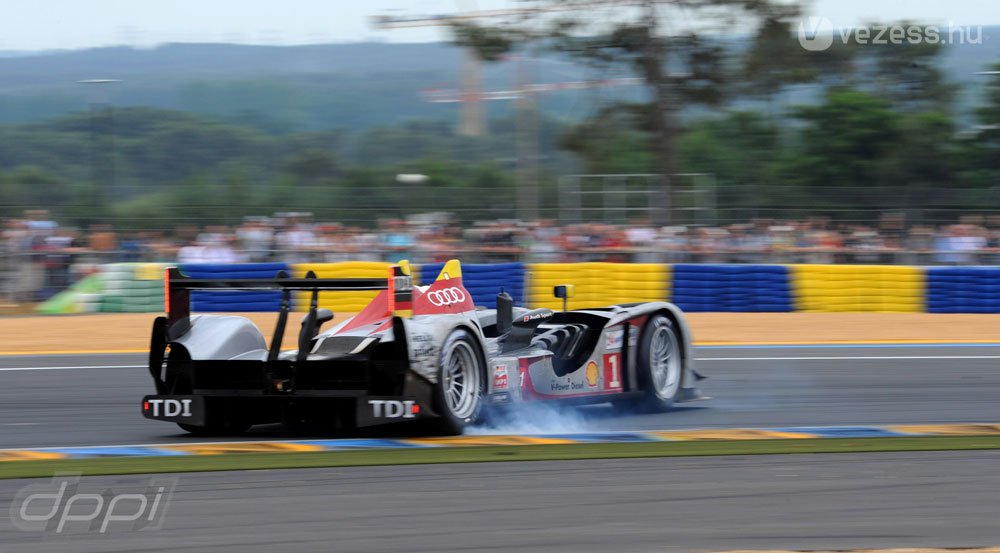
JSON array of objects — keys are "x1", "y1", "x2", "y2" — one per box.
[
  {"x1": 781, "y1": 90, "x2": 901, "y2": 213},
  {"x1": 953, "y1": 63, "x2": 1000, "y2": 189},
  {"x1": 678, "y1": 110, "x2": 782, "y2": 220},
  {"x1": 451, "y1": 0, "x2": 806, "y2": 224},
  {"x1": 853, "y1": 25, "x2": 955, "y2": 112},
  {"x1": 560, "y1": 102, "x2": 655, "y2": 174},
  {"x1": 0, "y1": 166, "x2": 70, "y2": 218},
  {"x1": 285, "y1": 150, "x2": 339, "y2": 186},
  {"x1": 977, "y1": 63, "x2": 1000, "y2": 129}
]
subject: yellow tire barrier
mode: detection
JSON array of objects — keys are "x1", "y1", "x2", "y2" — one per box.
[
  {"x1": 792, "y1": 264, "x2": 925, "y2": 313},
  {"x1": 292, "y1": 262, "x2": 390, "y2": 312},
  {"x1": 528, "y1": 263, "x2": 669, "y2": 309}
]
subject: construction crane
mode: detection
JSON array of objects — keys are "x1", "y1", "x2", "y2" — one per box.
[
  {"x1": 421, "y1": 71, "x2": 642, "y2": 220},
  {"x1": 371, "y1": 2, "x2": 634, "y2": 219},
  {"x1": 370, "y1": 2, "x2": 625, "y2": 136},
  {"x1": 420, "y1": 77, "x2": 643, "y2": 103},
  {"x1": 371, "y1": 6, "x2": 498, "y2": 137}
]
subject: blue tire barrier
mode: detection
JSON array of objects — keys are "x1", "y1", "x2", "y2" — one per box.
[
  {"x1": 927, "y1": 267, "x2": 1000, "y2": 314},
  {"x1": 181, "y1": 263, "x2": 290, "y2": 312},
  {"x1": 670, "y1": 264, "x2": 793, "y2": 313}
]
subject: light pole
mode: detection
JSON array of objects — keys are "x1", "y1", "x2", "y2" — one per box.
[
  {"x1": 396, "y1": 173, "x2": 429, "y2": 218},
  {"x1": 77, "y1": 79, "x2": 122, "y2": 222}
]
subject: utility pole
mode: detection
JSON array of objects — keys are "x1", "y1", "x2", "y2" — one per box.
[
  {"x1": 641, "y1": 0, "x2": 673, "y2": 226},
  {"x1": 514, "y1": 57, "x2": 539, "y2": 221},
  {"x1": 77, "y1": 79, "x2": 121, "y2": 222},
  {"x1": 371, "y1": 9, "x2": 487, "y2": 137},
  {"x1": 458, "y1": 48, "x2": 486, "y2": 136},
  {"x1": 422, "y1": 73, "x2": 642, "y2": 222},
  {"x1": 370, "y1": 2, "x2": 600, "y2": 137}
]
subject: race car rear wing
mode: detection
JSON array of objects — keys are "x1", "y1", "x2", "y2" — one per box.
[{"x1": 163, "y1": 266, "x2": 413, "y2": 356}]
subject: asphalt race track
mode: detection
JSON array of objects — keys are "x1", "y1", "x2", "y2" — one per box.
[
  {"x1": 3, "y1": 345, "x2": 1000, "y2": 552},
  {"x1": 2, "y1": 344, "x2": 1000, "y2": 448},
  {"x1": 2, "y1": 451, "x2": 1000, "y2": 552}
]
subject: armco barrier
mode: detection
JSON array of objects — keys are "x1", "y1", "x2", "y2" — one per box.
[
  {"x1": 792, "y1": 264, "x2": 924, "y2": 313},
  {"x1": 418, "y1": 262, "x2": 525, "y2": 308},
  {"x1": 671, "y1": 264, "x2": 792, "y2": 313},
  {"x1": 927, "y1": 267, "x2": 1000, "y2": 313},
  {"x1": 292, "y1": 262, "x2": 390, "y2": 312},
  {"x1": 180, "y1": 263, "x2": 290, "y2": 312},
  {"x1": 528, "y1": 263, "x2": 669, "y2": 310}
]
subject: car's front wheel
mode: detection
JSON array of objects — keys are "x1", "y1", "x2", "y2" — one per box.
[
  {"x1": 634, "y1": 313, "x2": 682, "y2": 412},
  {"x1": 432, "y1": 328, "x2": 486, "y2": 435}
]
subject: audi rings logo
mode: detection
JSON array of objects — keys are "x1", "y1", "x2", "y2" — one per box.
[{"x1": 426, "y1": 287, "x2": 467, "y2": 306}]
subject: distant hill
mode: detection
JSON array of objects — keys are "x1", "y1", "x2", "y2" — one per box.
[
  {"x1": 0, "y1": 42, "x2": 614, "y2": 131},
  {"x1": 0, "y1": 29, "x2": 996, "y2": 130}
]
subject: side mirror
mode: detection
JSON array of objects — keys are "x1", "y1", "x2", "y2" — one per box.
[
  {"x1": 315, "y1": 308, "x2": 334, "y2": 327},
  {"x1": 298, "y1": 308, "x2": 334, "y2": 360},
  {"x1": 553, "y1": 285, "x2": 575, "y2": 299},
  {"x1": 553, "y1": 284, "x2": 575, "y2": 313},
  {"x1": 496, "y1": 289, "x2": 513, "y2": 335}
]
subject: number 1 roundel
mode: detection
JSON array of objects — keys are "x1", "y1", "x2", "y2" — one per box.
[{"x1": 603, "y1": 353, "x2": 622, "y2": 391}]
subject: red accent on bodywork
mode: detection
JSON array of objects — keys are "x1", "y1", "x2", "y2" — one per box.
[
  {"x1": 334, "y1": 289, "x2": 391, "y2": 335},
  {"x1": 517, "y1": 357, "x2": 537, "y2": 400},
  {"x1": 387, "y1": 266, "x2": 395, "y2": 313},
  {"x1": 412, "y1": 277, "x2": 475, "y2": 315},
  {"x1": 333, "y1": 276, "x2": 474, "y2": 337},
  {"x1": 163, "y1": 269, "x2": 170, "y2": 314},
  {"x1": 524, "y1": 387, "x2": 622, "y2": 400}
]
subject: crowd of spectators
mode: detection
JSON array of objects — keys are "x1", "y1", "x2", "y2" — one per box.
[{"x1": 4, "y1": 210, "x2": 1000, "y2": 301}]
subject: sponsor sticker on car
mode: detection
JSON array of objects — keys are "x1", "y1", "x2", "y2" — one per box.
[
  {"x1": 585, "y1": 360, "x2": 600, "y2": 387},
  {"x1": 368, "y1": 399, "x2": 419, "y2": 419},
  {"x1": 522, "y1": 311, "x2": 550, "y2": 322},
  {"x1": 493, "y1": 364, "x2": 509, "y2": 390},
  {"x1": 605, "y1": 328, "x2": 624, "y2": 351},
  {"x1": 141, "y1": 395, "x2": 205, "y2": 425}
]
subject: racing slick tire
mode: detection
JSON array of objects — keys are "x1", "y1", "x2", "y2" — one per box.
[
  {"x1": 432, "y1": 328, "x2": 487, "y2": 435},
  {"x1": 630, "y1": 313, "x2": 683, "y2": 413}
]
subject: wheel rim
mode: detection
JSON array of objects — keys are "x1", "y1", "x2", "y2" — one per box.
[
  {"x1": 442, "y1": 340, "x2": 481, "y2": 419},
  {"x1": 649, "y1": 324, "x2": 681, "y2": 400}
]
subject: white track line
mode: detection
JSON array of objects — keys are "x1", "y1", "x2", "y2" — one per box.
[
  {"x1": 0, "y1": 365, "x2": 145, "y2": 372},
  {"x1": 699, "y1": 355, "x2": 1000, "y2": 361}
]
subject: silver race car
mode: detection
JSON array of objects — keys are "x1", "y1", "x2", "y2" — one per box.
[{"x1": 143, "y1": 260, "x2": 704, "y2": 435}]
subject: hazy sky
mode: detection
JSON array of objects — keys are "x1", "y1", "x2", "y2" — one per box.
[{"x1": 0, "y1": 0, "x2": 996, "y2": 51}]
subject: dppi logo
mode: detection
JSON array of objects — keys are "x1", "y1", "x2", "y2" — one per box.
[
  {"x1": 10, "y1": 475, "x2": 176, "y2": 533},
  {"x1": 426, "y1": 287, "x2": 467, "y2": 307}
]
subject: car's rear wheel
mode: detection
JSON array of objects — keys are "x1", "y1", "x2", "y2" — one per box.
[
  {"x1": 634, "y1": 314, "x2": 682, "y2": 412},
  {"x1": 432, "y1": 328, "x2": 486, "y2": 435}
]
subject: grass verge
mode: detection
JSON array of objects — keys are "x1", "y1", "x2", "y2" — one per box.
[{"x1": 2, "y1": 436, "x2": 1000, "y2": 479}]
